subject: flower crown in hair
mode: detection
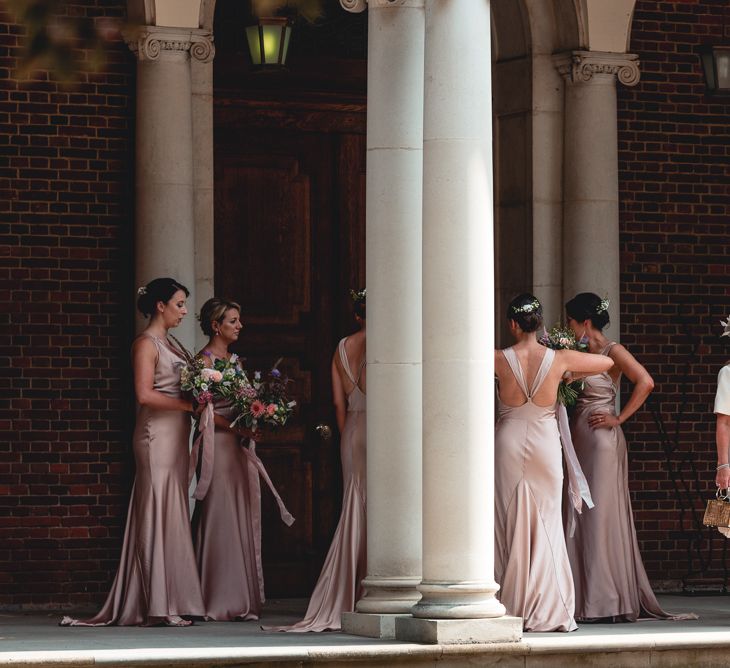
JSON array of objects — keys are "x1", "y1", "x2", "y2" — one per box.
[
  {"x1": 596, "y1": 297, "x2": 610, "y2": 315},
  {"x1": 721, "y1": 316, "x2": 730, "y2": 338},
  {"x1": 512, "y1": 299, "x2": 540, "y2": 314},
  {"x1": 350, "y1": 288, "x2": 366, "y2": 303},
  {"x1": 137, "y1": 286, "x2": 147, "y2": 296}
]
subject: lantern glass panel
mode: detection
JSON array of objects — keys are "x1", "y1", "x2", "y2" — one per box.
[{"x1": 715, "y1": 47, "x2": 730, "y2": 90}]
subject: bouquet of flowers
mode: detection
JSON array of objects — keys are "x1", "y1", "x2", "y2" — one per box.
[
  {"x1": 180, "y1": 353, "x2": 247, "y2": 406},
  {"x1": 538, "y1": 325, "x2": 588, "y2": 407},
  {"x1": 229, "y1": 360, "x2": 297, "y2": 432}
]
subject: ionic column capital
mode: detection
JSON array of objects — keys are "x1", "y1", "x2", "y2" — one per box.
[
  {"x1": 125, "y1": 26, "x2": 215, "y2": 63},
  {"x1": 554, "y1": 50, "x2": 640, "y2": 87},
  {"x1": 340, "y1": 0, "x2": 423, "y2": 13}
]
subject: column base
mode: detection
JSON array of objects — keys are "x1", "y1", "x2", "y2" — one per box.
[
  {"x1": 395, "y1": 615, "x2": 523, "y2": 645},
  {"x1": 341, "y1": 612, "x2": 411, "y2": 639},
  {"x1": 412, "y1": 580, "x2": 506, "y2": 619},
  {"x1": 355, "y1": 576, "x2": 422, "y2": 614}
]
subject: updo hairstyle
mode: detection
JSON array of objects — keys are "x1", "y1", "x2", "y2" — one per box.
[
  {"x1": 199, "y1": 297, "x2": 241, "y2": 337},
  {"x1": 507, "y1": 293, "x2": 543, "y2": 333},
  {"x1": 137, "y1": 277, "x2": 189, "y2": 318},
  {"x1": 351, "y1": 289, "x2": 366, "y2": 320},
  {"x1": 565, "y1": 292, "x2": 610, "y2": 331}
]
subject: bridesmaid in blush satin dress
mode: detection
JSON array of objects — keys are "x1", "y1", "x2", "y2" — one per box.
[
  {"x1": 191, "y1": 298, "x2": 294, "y2": 621},
  {"x1": 564, "y1": 292, "x2": 695, "y2": 622},
  {"x1": 61, "y1": 278, "x2": 204, "y2": 627},
  {"x1": 494, "y1": 293, "x2": 613, "y2": 632},
  {"x1": 266, "y1": 291, "x2": 366, "y2": 632}
]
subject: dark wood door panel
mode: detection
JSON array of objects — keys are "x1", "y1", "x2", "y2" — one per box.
[{"x1": 214, "y1": 122, "x2": 364, "y2": 597}]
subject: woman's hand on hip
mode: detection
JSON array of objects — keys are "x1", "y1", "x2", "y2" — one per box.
[{"x1": 588, "y1": 412, "x2": 620, "y2": 429}]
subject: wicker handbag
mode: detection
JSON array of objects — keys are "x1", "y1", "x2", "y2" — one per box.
[{"x1": 703, "y1": 488, "x2": 730, "y2": 528}]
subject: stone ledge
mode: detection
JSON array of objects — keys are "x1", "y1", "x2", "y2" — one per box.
[
  {"x1": 395, "y1": 615, "x2": 523, "y2": 645},
  {"x1": 341, "y1": 611, "x2": 411, "y2": 639}
]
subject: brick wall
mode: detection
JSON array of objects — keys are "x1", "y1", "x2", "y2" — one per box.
[
  {"x1": 2, "y1": 0, "x2": 729, "y2": 611},
  {"x1": 0, "y1": 2, "x2": 135, "y2": 609},
  {"x1": 619, "y1": 1, "x2": 730, "y2": 587}
]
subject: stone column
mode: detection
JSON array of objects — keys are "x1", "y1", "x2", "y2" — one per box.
[
  {"x1": 339, "y1": 0, "x2": 424, "y2": 640},
  {"x1": 191, "y1": 56, "x2": 215, "y2": 351},
  {"x1": 395, "y1": 0, "x2": 521, "y2": 645},
  {"x1": 556, "y1": 51, "x2": 640, "y2": 340},
  {"x1": 126, "y1": 27, "x2": 214, "y2": 350}
]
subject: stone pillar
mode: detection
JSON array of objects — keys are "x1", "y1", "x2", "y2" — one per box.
[
  {"x1": 191, "y1": 56, "x2": 215, "y2": 351},
  {"x1": 556, "y1": 51, "x2": 640, "y2": 340},
  {"x1": 339, "y1": 0, "x2": 424, "y2": 640},
  {"x1": 126, "y1": 27, "x2": 214, "y2": 350},
  {"x1": 395, "y1": 0, "x2": 521, "y2": 645}
]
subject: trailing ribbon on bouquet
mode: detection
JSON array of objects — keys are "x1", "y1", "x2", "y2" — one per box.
[
  {"x1": 556, "y1": 403, "x2": 594, "y2": 537},
  {"x1": 244, "y1": 438, "x2": 295, "y2": 527},
  {"x1": 242, "y1": 438, "x2": 295, "y2": 601},
  {"x1": 188, "y1": 402, "x2": 215, "y2": 501}
]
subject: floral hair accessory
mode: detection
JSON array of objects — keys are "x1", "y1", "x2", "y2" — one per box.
[
  {"x1": 137, "y1": 286, "x2": 147, "y2": 296},
  {"x1": 512, "y1": 299, "x2": 540, "y2": 314},
  {"x1": 721, "y1": 316, "x2": 730, "y2": 338},
  {"x1": 596, "y1": 297, "x2": 610, "y2": 315},
  {"x1": 350, "y1": 288, "x2": 366, "y2": 303}
]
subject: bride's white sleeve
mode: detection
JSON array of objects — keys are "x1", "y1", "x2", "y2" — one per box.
[{"x1": 714, "y1": 365, "x2": 730, "y2": 416}]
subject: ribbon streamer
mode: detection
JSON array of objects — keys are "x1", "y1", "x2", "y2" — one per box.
[
  {"x1": 556, "y1": 402, "x2": 594, "y2": 537},
  {"x1": 188, "y1": 402, "x2": 215, "y2": 501}
]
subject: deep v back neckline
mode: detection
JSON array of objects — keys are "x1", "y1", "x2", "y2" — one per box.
[
  {"x1": 502, "y1": 347, "x2": 554, "y2": 405},
  {"x1": 338, "y1": 337, "x2": 366, "y2": 396}
]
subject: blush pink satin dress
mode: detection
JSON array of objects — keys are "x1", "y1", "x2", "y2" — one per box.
[
  {"x1": 266, "y1": 336, "x2": 366, "y2": 632},
  {"x1": 495, "y1": 347, "x2": 578, "y2": 632},
  {"x1": 191, "y1": 386, "x2": 294, "y2": 621},
  {"x1": 61, "y1": 334, "x2": 205, "y2": 626},
  {"x1": 566, "y1": 342, "x2": 695, "y2": 622}
]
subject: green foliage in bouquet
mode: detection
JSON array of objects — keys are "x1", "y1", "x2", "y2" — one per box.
[{"x1": 538, "y1": 325, "x2": 588, "y2": 408}]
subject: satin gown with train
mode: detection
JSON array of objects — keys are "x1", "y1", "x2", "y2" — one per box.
[
  {"x1": 61, "y1": 334, "x2": 204, "y2": 626},
  {"x1": 191, "y1": 364, "x2": 295, "y2": 622},
  {"x1": 566, "y1": 342, "x2": 694, "y2": 622},
  {"x1": 192, "y1": 397, "x2": 264, "y2": 621},
  {"x1": 267, "y1": 336, "x2": 366, "y2": 632},
  {"x1": 494, "y1": 347, "x2": 577, "y2": 632}
]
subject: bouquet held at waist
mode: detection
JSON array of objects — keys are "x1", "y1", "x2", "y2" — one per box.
[{"x1": 180, "y1": 353, "x2": 297, "y2": 431}]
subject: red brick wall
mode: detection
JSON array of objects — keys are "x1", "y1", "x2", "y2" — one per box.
[
  {"x1": 0, "y1": 2, "x2": 135, "y2": 609},
  {"x1": 619, "y1": 1, "x2": 730, "y2": 587}
]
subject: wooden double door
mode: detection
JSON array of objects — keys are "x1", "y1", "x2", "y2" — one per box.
[{"x1": 214, "y1": 106, "x2": 365, "y2": 596}]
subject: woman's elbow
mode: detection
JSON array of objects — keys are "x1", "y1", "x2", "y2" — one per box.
[
  {"x1": 136, "y1": 390, "x2": 154, "y2": 406},
  {"x1": 643, "y1": 375, "x2": 655, "y2": 393}
]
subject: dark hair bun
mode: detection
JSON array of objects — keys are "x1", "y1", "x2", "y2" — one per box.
[
  {"x1": 136, "y1": 277, "x2": 189, "y2": 318},
  {"x1": 507, "y1": 293, "x2": 543, "y2": 333},
  {"x1": 565, "y1": 292, "x2": 610, "y2": 331}
]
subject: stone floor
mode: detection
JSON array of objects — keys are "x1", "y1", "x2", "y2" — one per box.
[{"x1": 1, "y1": 595, "x2": 729, "y2": 667}]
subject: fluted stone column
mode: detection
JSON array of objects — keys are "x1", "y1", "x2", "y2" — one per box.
[
  {"x1": 395, "y1": 0, "x2": 521, "y2": 645},
  {"x1": 556, "y1": 51, "x2": 640, "y2": 340},
  {"x1": 339, "y1": 0, "x2": 424, "y2": 640},
  {"x1": 126, "y1": 26, "x2": 214, "y2": 350}
]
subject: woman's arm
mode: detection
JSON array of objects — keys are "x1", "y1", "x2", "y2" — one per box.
[
  {"x1": 716, "y1": 414, "x2": 730, "y2": 488},
  {"x1": 608, "y1": 344, "x2": 654, "y2": 426},
  {"x1": 332, "y1": 353, "x2": 347, "y2": 434},
  {"x1": 560, "y1": 349, "x2": 614, "y2": 376},
  {"x1": 133, "y1": 337, "x2": 192, "y2": 413}
]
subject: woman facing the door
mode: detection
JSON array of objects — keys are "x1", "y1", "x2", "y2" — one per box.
[{"x1": 266, "y1": 289, "x2": 367, "y2": 632}]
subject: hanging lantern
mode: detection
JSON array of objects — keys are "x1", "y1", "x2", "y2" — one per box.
[
  {"x1": 245, "y1": 17, "x2": 292, "y2": 68},
  {"x1": 700, "y1": 45, "x2": 730, "y2": 94}
]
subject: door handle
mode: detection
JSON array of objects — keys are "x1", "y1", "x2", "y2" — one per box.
[{"x1": 315, "y1": 423, "x2": 332, "y2": 441}]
